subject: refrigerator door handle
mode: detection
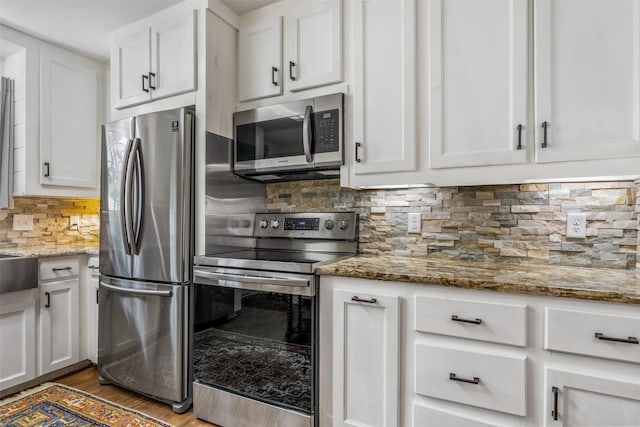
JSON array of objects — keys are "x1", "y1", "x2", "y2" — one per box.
[
  {"x1": 120, "y1": 139, "x2": 134, "y2": 255},
  {"x1": 100, "y1": 281, "x2": 174, "y2": 298},
  {"x1": 124, "y1": 138, "x2": 139, "y2": 256},
  {"x1": 132, "y1": 138, "x2": 145, "y2": 255}
]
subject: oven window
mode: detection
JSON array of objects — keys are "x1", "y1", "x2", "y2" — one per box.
[
  {"x1": 193, "y1": 284, "x2": 315, "y2": 414},
  {"x1": 236, "y1": 117, "x2": 305, "y2": 162}
]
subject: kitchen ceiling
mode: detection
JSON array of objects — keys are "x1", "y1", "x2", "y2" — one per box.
[{"x1": 0, "y1": 0, "x2": 279, "y2": 62}]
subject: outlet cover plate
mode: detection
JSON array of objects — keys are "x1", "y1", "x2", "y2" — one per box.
[
  {"x1": 408, "y1": 213, "x2": 421, "y2": 233},
  {"x1": 566, "y1": 213, "x2": 587, "y2": 238},
  {"x1": 13, "y1": 214, "x2": 34, "y2": 231}
]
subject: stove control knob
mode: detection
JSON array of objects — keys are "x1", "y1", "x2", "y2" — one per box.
[
  {"x1": 324, "y1": 219, "x2": 335, "y2": 230},
  {"x1": 271, "y1": 220, "x2": 280, "y2": 229},
  {"x1": 259, "y1": 219, "x2": 268, "y2": 229},
  {"x1": 338, "y1": 220, "x2": 349, "y2": 230}
]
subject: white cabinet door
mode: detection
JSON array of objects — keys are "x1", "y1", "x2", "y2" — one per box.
[
  {"x1": 352, "y1": 0, "x2": 417, "y2": 175},
  {"x1": 427, "y1": 0, "x2": 528, "y2": 168},
  {"x1": 86, "y1": 259, "x2": 99, "y2": 364},
  {"x1": 39, "y1": 278, "x2": 79, "y2": 375},
  {"x1": 238, "y1": 14, "x2": 283, "y2": 102},
  {"x1": 333, "y1": 289, "x2": 400, "y2": 427},
  {"x1": 535, "y1": 0, "x2": 640, "y2": 163},
  {"x1": 545, "y1": 367, "x2": 640, "y2": 426},
  {"x1": 0, "y1": 290, "x2": 36, "y2": 390},
  {"x1": 112, "y1": 27, "x2": 151, "y2": 109},
  {"x1": 285, "y1": 0, "x2": 341, "y2": 92},
  {"x1": 150, "y1": 10, "x2": 196, "y2": 100},
  {"x1": 40, "y1": 50, "x2": 98, "y2": 189}
]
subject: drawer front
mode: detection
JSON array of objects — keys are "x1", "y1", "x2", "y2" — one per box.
[
  {"x1": 414, "y1": 403, "x2": 501, "y2": 427},
  {"x1": 415, "y1": 295, "x2": 527, "y2": 347},
  {"x1": 39, "y1": 257, "x2": 80, "y2": 281},
  {"x1": 88, "y1": 257, "x2": 99, "y2": 277},
  {"x1": 415, "y1": 344, "x2": 527, "y2": 416},
  {"x1": 545, "y1": 307, "x2": 640, "y2": 363}
]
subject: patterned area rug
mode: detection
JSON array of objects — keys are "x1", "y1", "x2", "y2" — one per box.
[{"x1": 0, "y1": 383, "x2": 171, "y2": 427}]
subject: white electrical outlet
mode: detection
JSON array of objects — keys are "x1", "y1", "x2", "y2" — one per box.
[
  {"x1": 566, "y1": 213, "x2": 587, "y2": 238},
  {"x1": 408, "y1": 213, "x2": 421, "y2": 233},
  {"x1": 69, "y1": 216, "x2": 80, "y2": 227}
]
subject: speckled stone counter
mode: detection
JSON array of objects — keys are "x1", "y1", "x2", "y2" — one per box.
[
  {"x1": 316, "y1": 255, "x2": 640, "y2": 304},
  {"x1": 0, "y1": 246, "x2": 99, "y2": 258}
]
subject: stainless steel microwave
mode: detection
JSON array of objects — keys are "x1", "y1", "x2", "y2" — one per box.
[{"x1": 233, "y1": 93, "x2": 344, "y2": 180}]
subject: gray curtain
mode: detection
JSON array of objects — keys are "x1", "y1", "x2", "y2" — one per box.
[{"x1": 0, "y1": 76, "x2": 15, "y2": 209}]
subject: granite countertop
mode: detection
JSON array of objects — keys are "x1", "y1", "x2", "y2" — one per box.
[
  {"x1": 0, "y1": 245, "x2": 99, "y2": 258},
  {"x1": 316, "y1": 255, "x2": 640, "y2": 304}
]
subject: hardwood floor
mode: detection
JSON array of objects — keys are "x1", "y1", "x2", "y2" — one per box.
[{"x1": 57, "y1": 367, "x2": 216, "y2": 427}]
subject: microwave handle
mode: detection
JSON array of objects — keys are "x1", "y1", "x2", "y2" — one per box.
[{"x1": 303, "y1": 105, "x2": 313, "y2": 163}]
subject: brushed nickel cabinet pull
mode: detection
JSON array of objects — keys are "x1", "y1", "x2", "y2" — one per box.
[
  {"x1": 551, "y1": 386, "x2": 559, "y2": 420},
  {"x1": 52, "y1": 266, "x2": 72, "y2": 272},
  {"x1": 45, "y1": 291, "x2": 51, "y2": 308}
]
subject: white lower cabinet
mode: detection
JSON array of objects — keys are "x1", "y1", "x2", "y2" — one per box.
[
  {"x1": 320, "y1": 275, "x2": 640, "y2": 427},
  {"x1": 332, "y1": 288, "x2": 400, "y2": 427},
  {"x1": 0, "y1": 289, "x2": 37, "y2": 390},
  {"x1": 39, "y1": 278, "x2": 79, "y2": 375},
  {"x1": 38, "y1": 256, "x2": 81, "y2": 376},
  {"x1": 544, "y1": 368, "x2": 640, "y2": 427},
  {"x1": 83, "y1": 257, "x2": 99, "y2": 363}
]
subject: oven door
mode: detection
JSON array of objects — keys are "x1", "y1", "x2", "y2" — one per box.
[{"x1": 193, "y1": 266, "x2": 316, "y2": 415}]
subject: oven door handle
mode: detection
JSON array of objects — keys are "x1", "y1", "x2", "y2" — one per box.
[{"x1": 194, "y1": 270, "x2": 310, "y2": 288}]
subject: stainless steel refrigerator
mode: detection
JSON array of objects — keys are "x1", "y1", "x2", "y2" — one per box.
[{"x1": 98, "y1": 106, "x2": 194, "y2": 413}]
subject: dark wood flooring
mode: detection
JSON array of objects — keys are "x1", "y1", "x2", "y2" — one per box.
[{"x1": 57, "y1": 367, "x2": 216, "y2": 427}]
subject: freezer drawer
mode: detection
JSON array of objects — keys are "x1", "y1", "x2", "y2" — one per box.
[{"x1": 98, "y1": 276, "x2": 188, "y2": 404}]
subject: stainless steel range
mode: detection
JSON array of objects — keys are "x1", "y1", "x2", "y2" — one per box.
[{"x1": 192, "y1": 211, "x2": 358, "y2": 427}]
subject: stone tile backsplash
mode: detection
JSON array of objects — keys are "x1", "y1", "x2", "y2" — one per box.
[
  {"x1": 266, "y1": 179, "x2": 639, "y2": 270},
  {"x1": 0, "y1": 197, "x2": 100, "y2": 249}
]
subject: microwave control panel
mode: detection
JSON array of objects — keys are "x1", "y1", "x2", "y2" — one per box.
[{"x1": 314, "y1": 109, "x2": 340, "y2": 153}]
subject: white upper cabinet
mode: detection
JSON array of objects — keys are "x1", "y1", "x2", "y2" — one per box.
[
  {"x1": 112, "y1": 27, "x2": 151, "y2": 108},
  {"x1": 2, "y1": 23, "x2": 102, "y2": 198},
  {"x1": 238, "y1": 14, "x2": 283, "y2": 102},
  {"x1": 285, "y1": 0, "x2": 342, "y2": 92},
  {"x1": 237, "y1": 0, "x2": 342, "y2": 103},
  {"x1": 352, "y1": 0, "x2": 417, "y2": 175},
  {"x1": 534, "y1": 0, "x2": 640, "y2": 163},
  {"x1": 427, "y1": 0, "x2": 528, "y2": 168},
  {"x1": 40, "y1": 49, "x2": 98, "y2": 189},
  {"x1": 150, "y1": 12, "x2": 196, "y2": 100},
  {"x1": 111, "y1": 10, "x2": 196, "y2": 109}
]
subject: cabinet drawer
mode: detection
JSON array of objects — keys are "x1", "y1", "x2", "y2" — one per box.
[
  {"x1": 39, "y1": 257, "x2": 80, "y2": 281},
  {"x1": 415, "y1": 295, "x2": 527, "y2": 346},
  {"x1": 545, "y1": 307, "x2": 640, "y2": 364},
  {"x1": 415, "y1": 344, "x2": 527, "y2": 416},
  {"x1": 413, "y1": 403, "x2": 501, "y2": 427}
]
